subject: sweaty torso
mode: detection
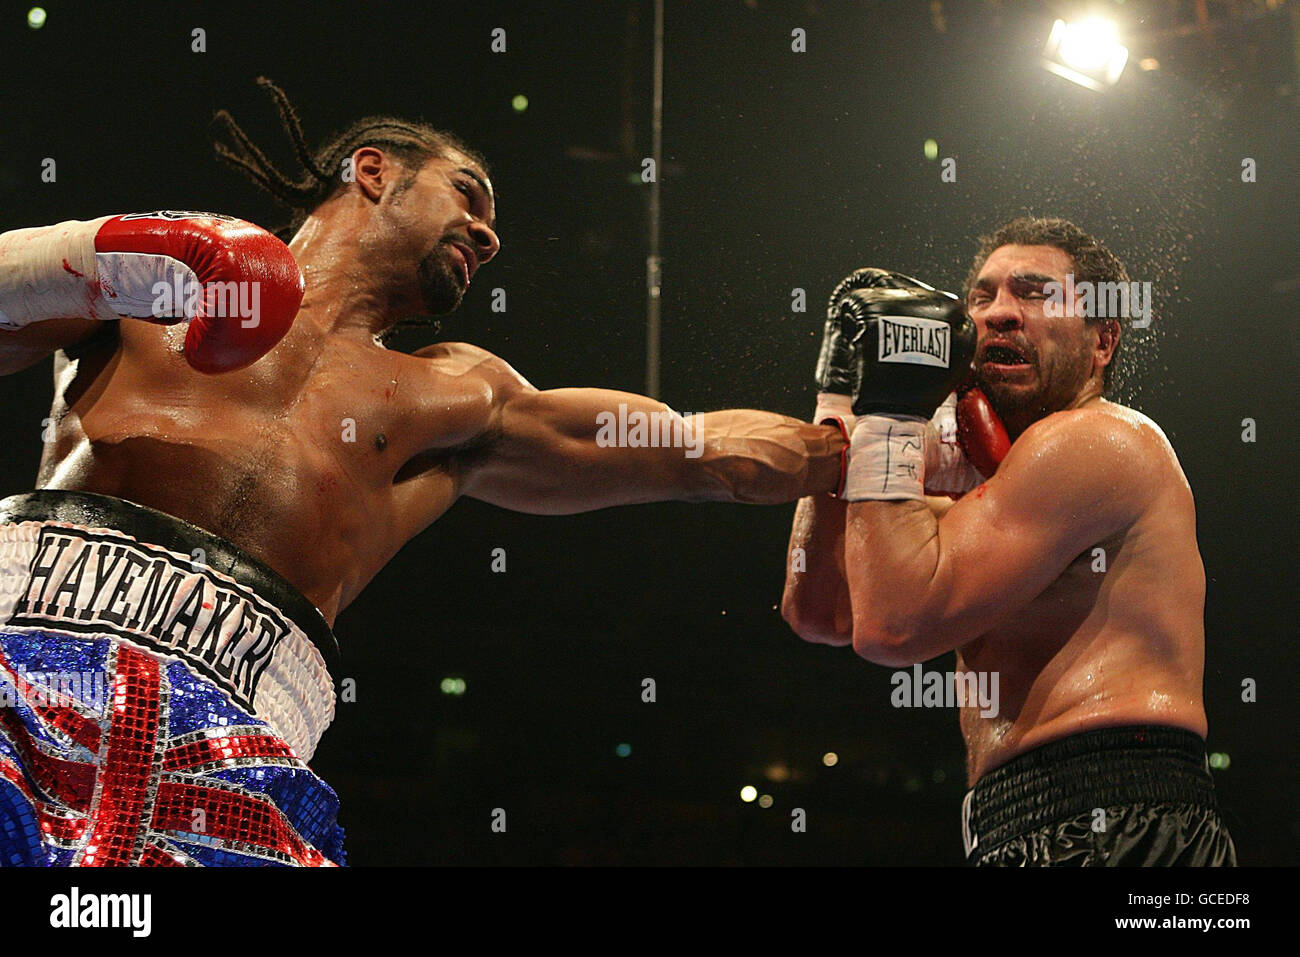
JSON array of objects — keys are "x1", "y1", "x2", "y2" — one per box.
[
  {"x1": 953, "y1": 404, "x2": 1208, "y2": 784},
  {"x1": 36, "y1": 317, "x2": 496, "y2": 623}
]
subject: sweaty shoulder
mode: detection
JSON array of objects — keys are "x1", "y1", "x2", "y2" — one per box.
[
  {"x1": 399, "y1": 342, "x2": 538, "y2": 453},
  {"x1": 1008, "y1": 401, "x2": 1186, "y2": 518},
  {"x1": 411, "y1": 341, "x2": 535, "y2": 394}
]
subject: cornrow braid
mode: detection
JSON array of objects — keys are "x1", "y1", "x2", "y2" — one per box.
[{"x1": 212, "y1": 77, "x2": 488, "y2": 237}]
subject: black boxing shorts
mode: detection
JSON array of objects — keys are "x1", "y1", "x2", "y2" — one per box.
[
  {"x1": 0, "y1": 490, "x2": 344, "y2": 866},
  {"x1": 961, "y1": 725, "x2": 1237, "y2": 867}
]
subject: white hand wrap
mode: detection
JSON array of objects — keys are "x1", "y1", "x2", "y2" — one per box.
[
  {"x1": 923, "y1": 392, "x2": 987, "y2": 496},
  {"x1": 813, "y1": 393, "x2": 854, "y2": 498},
  {"x1": 0, "y1": 217, "x2": 118, "y2": 329},
  {"x1": 842, "y1": 414, "x2": 928, "y2": 501},
  {"x1": 814, "y1": 392, "x2": 856, "y2": 436}
]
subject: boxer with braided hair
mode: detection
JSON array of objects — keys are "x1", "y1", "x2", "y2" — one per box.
[{"x1": 0, "y1": 81, "x2": 845, "y2": 866}]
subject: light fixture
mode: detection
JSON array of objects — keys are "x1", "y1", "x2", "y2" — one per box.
[{"x1": 1042, "y1": 18, "x2": 1129, "y2": 92}]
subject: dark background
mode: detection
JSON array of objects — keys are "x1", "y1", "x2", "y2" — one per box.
[{"x1": 2, "y1": 0, "x2": 1295, "y2": 864}]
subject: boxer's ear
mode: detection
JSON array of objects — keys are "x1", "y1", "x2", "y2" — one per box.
[
  {"x1": 1095, "y1": 318, "x2": 1121, "y2": 369},
  {"x1": 351, "y1": 147, "x2": 388, "y2": 203}
]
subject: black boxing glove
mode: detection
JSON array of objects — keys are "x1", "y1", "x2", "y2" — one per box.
[
  {"x1": 836, "y1": 279, "x2": 976, "y2": 500},
  {"x1": 815, "y1": 268, "x2": 940, "y2": 396},
  {"x1": 845, "y1": 282, "x2": 974, "y2": 417},
  {"x1": 814, "y1": 269, "x2": 945, "y2": 494}
]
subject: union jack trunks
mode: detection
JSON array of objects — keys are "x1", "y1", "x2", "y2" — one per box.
[{"x1": 0, "y1": 491, "x2": 344, "y2": 866}]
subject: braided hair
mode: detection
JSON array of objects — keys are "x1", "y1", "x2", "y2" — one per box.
[{"x1": 212, "y1": 77, "x2": 488, "y2": 240}]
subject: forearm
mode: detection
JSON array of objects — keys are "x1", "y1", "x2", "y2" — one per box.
[
  {"x1": 843, "y1": 499, "x2": 948, "y2": 664},
  {"x1": 0, "y1": 218, "x2": 119, "y2": 374},
  {"x1": 0, "y1": 317, "x2": 106, "y2": 375},
  {"x1": 682, "y1": 410, "x2": 845, "y2": 504},
  {"x1": 782, "y1": 493, "x2": 853, "y2": 644},
  {"x1": 467, "y1": 390, "x2": 844, "y2": 514}
]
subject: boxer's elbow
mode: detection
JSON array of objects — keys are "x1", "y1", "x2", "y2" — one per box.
[
  {"x1": 781, "y1": 593, "x2": 851, "y2": 647},
  {"x1": 851, "y1": 613, "x2": 929, "y2": 667}
]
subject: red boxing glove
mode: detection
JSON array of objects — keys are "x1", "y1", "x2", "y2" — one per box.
[
  {"x1": 922, "y1": 388, "x2": 1011, "y2": 497},
  {"x1": 956, "y1": 387, "x2": 1011, "y2": 478},
  {"x1": 94, "y1": 211, "x2": 303, "y2": 373}
]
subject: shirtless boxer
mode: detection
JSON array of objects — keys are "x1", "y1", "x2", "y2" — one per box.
[
  {"x1": 783, "y1": 218, "x2": 1235, "y2": 866},
  {"x1": 0, "y1": 87, "x2": 845, "y2": 866}
]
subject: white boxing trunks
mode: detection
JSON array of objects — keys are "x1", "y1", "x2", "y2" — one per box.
[{"x1": 0, "y1": 490, "x2": 344, "y2": 866}]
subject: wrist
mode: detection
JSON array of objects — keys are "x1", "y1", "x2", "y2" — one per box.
[
  {"x1": 814, "y1": 393, "x2": 855, "y2": 497},
  {"x1": 814, "y1": 392, "x2": 854, "y2": 428},
  {"x1": 842, "y1": 413, "x2": 928, "y2": 501},
  {"x1": 0, "y1": 217, "x2": 119, "y2": 329}
]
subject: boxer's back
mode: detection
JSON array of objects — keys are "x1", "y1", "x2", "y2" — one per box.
[
  {"x1": 957, "y1": 402, "x2": 1208, "y2": 783},
  {"x1": 36, "y1": 315, "x2": 489, "y2": 622}
]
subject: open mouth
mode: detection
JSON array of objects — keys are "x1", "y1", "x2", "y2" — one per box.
[
  {"x1": 983, "y1": 345, "x2": 1027, "y2": 363},
  {"x1": 979, "y1": 342, "x2": 1035, "y2": 378},
  {"x1": 980, "y1": 343, "x2": 1032, "y2": 368}
]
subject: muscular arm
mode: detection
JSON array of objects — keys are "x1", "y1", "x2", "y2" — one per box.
[
  {"x1": 782, "y1": 492, "x2": 955, "y2": 648},
  {"x1": 0, "y1": 318, "x2": 106, "y2": 375},
  {"x1": 845, "y1": 408, "x2": 1150, "y2": 666},
  {"x1": 782, "y1": 495, "x2": 853, "y2": 645},
  {"x1": 449, "y1": 347, "x2": 846, "y2": 514}
]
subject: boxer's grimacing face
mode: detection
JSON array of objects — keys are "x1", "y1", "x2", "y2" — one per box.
[
  {"x1": 966, "y1": 244, "x2": 1109, "y2": 428},
  {"x1": 373, "y1": 149, "x2": 500, "y2": 318}
]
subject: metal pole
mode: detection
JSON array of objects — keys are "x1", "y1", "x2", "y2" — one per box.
[{"x1": 646, "y1": 0, "x2": 664, "y2": 398}]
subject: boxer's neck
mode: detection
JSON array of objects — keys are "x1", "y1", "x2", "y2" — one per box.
[
  {"x1": 287, "y1": 204, "x2": 420, "y2": 340},
  {"x1": 999, "y1": 377, "x2": 1108, "y2": 441}
]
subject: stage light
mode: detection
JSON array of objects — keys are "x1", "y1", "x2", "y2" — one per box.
[
  {"x1": 511, "y1": 94, "x2": 529, "y2": 113},
  {"x1": 1209, "y1": 752, "x2": 1231, "y2": 770},
  {"x1": 615, "y1": 742, "x2": 632, "y2": 758},
  {"x1": 439, "y1": 677, "x2": 466, "y2": 695},
  {"x1": 758, "y1": 794, "x2": 774, "y2": 808},
  {"x1": 822, "y1": 751, "x2": 838, "y2": 767},
  {"x1": 740, "y1": 785, "x2": 757, "y2": 802},
  {"x1": 923, "y1": 139, "x2": 938, "y2": 161},
  {"x1": 1042, "y1": 18, "x2": 1129, "y2": 92},
  {"x1": 28, "y1": 7, "x2": 46, "y2": 29}
]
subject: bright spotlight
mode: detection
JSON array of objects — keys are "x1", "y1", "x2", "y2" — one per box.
[{"x1": 1042, "y1": 18, "x2": 1129, "y2": 92}]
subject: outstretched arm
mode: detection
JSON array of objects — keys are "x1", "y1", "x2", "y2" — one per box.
[{"x1": 455, "y1": 351, "x2": 845, "y2": 515}]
